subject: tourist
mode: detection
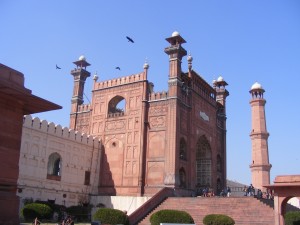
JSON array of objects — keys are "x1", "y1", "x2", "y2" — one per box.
[
  {"x1": 227, "y1": 186, "x2": 231, "y2": 197},
  {"x1": 33, "y1": 217, "x2": 40, "y2": 225}
]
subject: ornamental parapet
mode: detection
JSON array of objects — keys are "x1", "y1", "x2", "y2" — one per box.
[
  {"x1": 149, "y1": 91, "x2": 168, "y2": 101},
  {"x1": 94, "y1": 72, "x2": 146, "y2": 90},
  {"x1": 23, "y1": 115, "x2": 101, "y2": 146}
]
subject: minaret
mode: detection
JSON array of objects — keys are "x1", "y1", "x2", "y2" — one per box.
[
  {"x1": 249, "y1": 82, "x2": 271, "y2": 191},
  {"x1": 70, "y1": 55, "x2": 91, "y2": 130},
  {"x1": 164, "y1": 31, "x2": 187, "y2": 97},
  {"x1": 213, "y1": 76, "x2": 229, "y2": 190},
  {"x1": 163, "y1": 31, "x2": 187, "y2": 187},
  {"x1": 213, "y1": 76, "x2": 229, "y2": 107}
]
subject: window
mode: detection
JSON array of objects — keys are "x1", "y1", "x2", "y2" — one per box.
[
  {"x1": 47, "y1": 153, "x2": 62, "y2": 181},
  {"x1": 179, "y1": 138, "x2": 187, "y2": 160},
  {"x1": 84, "y1": 171, "x2": 91, "y2": 185},
  {"x1": 196, "y1": 135, "x2": 212, "y2": 187},
  {"x1": 217, "y1": 155, "x2": 222, "y2": 172},
  {"x1": 108, "y1": 95, "x2": 126, "y2": 117}
]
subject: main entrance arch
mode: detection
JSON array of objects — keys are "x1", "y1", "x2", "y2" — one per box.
[{"x1": 196, "y1": 135, "x2": 212, "y2": 188}]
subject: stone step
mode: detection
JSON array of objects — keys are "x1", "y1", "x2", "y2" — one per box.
[{"x1": 138, "y1": 197, "x2": 274, "y2": 225}]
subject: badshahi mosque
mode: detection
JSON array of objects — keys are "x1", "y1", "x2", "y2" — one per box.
[{"x1": 0, "y1": 31, "x2": 299, "y2": 225}]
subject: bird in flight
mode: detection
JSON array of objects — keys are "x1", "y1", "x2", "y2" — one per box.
[
  {"x1": 126, "y1": 36, "x2": 134, "y2": 43},
  {"x1": 115, "y1": 67, "x2": 121, "y2": 70},
  {"x1": 56, "y1": 64, "x2": 61, "y2": 69}
]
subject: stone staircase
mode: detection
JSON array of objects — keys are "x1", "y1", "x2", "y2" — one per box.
[{"x1": 138, "y1": 196, "x2": 275, "y2": 225}]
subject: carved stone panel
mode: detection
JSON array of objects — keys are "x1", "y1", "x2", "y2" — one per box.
[
  {"x1": 148, "y1": 131, "x2": 165, "y2": 158},
  {"x1": 105, "y1": 120, "x2": 126, "y2": 131},
  {"x1": 146, "y1": 161, "x2": 164, "y2": 185},
  {"x1": 149, "y1": 116, "x2": 166, "y2": 128}
]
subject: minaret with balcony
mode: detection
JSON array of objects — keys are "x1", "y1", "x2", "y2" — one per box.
[
  {"x1": 249, "y1": 82, "x2": 272, "y2": 191},
  {"x1": 70, "y1": 55, "x2": 91, "y2": 130}
]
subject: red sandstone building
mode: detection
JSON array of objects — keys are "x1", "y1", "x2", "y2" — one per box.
[
  {"x1": 0, "y1": 64, "x2": 61, "y2": 225},
  {"x1": 69, "y1": 31, "x2": 229, "y2": 196}
]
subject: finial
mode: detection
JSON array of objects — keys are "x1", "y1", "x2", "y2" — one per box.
[
  {"x1": 212, "y1": 78, "x2": 217, "y2": 87},
  {"x1": 143, "y1": 58, "x2": 149, "y2": 69},
  {"x1": 79, "y1": 55, "x2": 86, "y2": 61},
  {"x1": 187, "y1": 52, "x2": 193, "y2": 62},
  {"x1": 93, "y1": 71, "x2": 98, "y2": 81}
]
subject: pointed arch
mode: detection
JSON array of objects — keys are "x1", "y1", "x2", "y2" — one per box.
[
  {"x1": 47, "y1": 152, "x2": 62, "y2": 181},
  {"x1": 196, "y1": 135, "x2": 212, "y2": 187},
  {"x1": 108, "y1": 95, "x2": 126, "y2": 117},
  {"x1": 217, "y1": 154, "x2": 222, "y2": 172}
]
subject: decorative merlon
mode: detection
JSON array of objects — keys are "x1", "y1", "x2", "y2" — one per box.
[
  {"x1": 94, "y1": 72, "x2": 146, "y2": 90},
  {"x1": 23, "y1": 115, "x2": 101, "y2": 146}
]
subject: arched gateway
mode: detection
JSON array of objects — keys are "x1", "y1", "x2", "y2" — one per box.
[{"x1": 265, "y1": 175, "x2": 300, "y2": 225}]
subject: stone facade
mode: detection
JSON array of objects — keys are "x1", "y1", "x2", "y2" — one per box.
[
  {"x1": 18, "y1": 115, "x2": 101, "y2": 207},
  {"x1": 69, "y1": 32, "x2": 229, "y2": 196}
]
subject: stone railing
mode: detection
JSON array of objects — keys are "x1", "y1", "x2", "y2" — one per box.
[{"x1": 128, "y1": 187, "x2": 174, "y2": 225}]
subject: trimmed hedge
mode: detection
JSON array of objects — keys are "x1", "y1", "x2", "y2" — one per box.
[
  {"x1": 203, "y1": 214, "x2": 235, "y2": 225},
  {"x1": 22, "y1": 203, "x2": 53, "y2": 221},
  {"x1": 66, "y1": 205, "x2": 92, "y2": 222},
  {"x1": 93, "y1": 208, "x2": 129, "y2": 225},
  {"x1": 150, "y1": 209, "x2": 194, "y2": 225},
  {"x1": 285, "y1": 211, "x2": 300, "y2": 225}
]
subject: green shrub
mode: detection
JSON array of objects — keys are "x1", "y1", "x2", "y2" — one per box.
[
  {"x1": 22, "y1": 203, "x2": 53, "y2": 221},
  {"x1": 150, "y1": 209, "x2": 194, "y2": 225},
  {"x1": 66, "y1": 205, "x2": 92, "y2": 222},
  {"x1": 285, "y1": 211, "x2": 300, "y2": 225},
  {"x1": 93, "y1": 208, "x2": 129, "y2": 225},
  {"x1": 203, "y1": 214, "x2": 235, "y2": 225},
  {"x1": 35, "y1": 200, "x2": 66, "y2": 221}
]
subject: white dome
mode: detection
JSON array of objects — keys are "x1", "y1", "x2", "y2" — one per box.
[
  {"x1": 187, "y1": 54, "x2": 193, "y2": 62},
  {"x1": 251, "y1": 82, "x2": 263, "y2": 90},
  {"x1": 217, "y1": 76, "x2": 224, "y2": 82},
  {"x1": 172, "y1": 31, "x2": 180, "y2": 37},
  {"x1": 143, "y1": 62, "x2": 149, "y2": 69},
  {"x1": 79, "y1": 55, "x2": 86, "y2": 61}
]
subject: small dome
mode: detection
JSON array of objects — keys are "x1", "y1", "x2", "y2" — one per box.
[
  {"x1": 93, "y1": 73, "x2": 98, "y2": 81},
  {"x1": 79, "y1": 55, "x2": 86, "y2": 61},
  {"x1": 251, "y1": 82, "x2": 263, "y2": 90},
  {"x1": 143, "y1": 62, "x2": 149, "y2": 69},
  {"x1": 217, "y1": 76, "x2": 224, "y2": 82},
  {"x1": 187, "y1": 54, "x2": 193, "y2": 62},
  {"x1": 172, "y1": 31, "x2": 180, "y2": 37}
]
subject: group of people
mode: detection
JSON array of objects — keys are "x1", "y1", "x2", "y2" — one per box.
[
  {"x1": 32, "y1": 215, "x2": 74, "y2": 225},
  {"x1": 219, "y1": 186, "x2": 232, "y2": 197},
  {"x1": 59, "y1": 215, "x2": 74, "y2": 225},
  {"x1": 243, "y1": 184, "x2": 255, "y2": 196},
  {"x1": 243, "y1": 184, "x2": 274, "y2": 199}
]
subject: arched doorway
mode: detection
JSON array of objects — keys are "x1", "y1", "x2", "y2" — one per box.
[
  {"x1": 196, "y1": 135, "x2": 212, "y2": 188},
  {"x1": 265, "y1": 175, "x2": 300, "y2": 225}
]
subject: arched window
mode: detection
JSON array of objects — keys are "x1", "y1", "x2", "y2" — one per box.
[
  {"x1": 179, "y1": 138, "x2": 187, "y2": 160},
  {"x1": 47, "y1": 153, "x2": 62, "y2": 181},
  {"x1": 108, "y1": 95, "x2": 126, "y2": 118},
  {"x1": 196, "y1": 135, "x2": 212, "y2": 188},
  {"x1": 179, "y1": 167, "x2": 186, "y2": 188}
]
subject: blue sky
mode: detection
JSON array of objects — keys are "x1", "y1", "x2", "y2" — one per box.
[{"x1": 1, "y1": 0, "x2": 299, "y2": 185}]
